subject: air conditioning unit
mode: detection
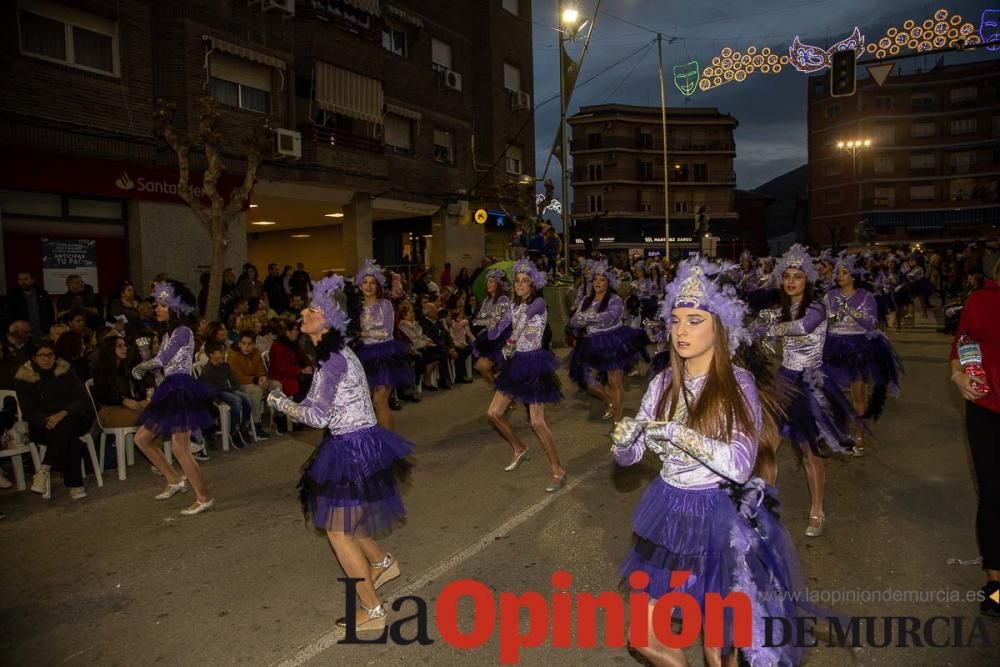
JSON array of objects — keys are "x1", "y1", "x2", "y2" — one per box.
[
  {"x1": 262, "y1": 0, "x2": 295, "y2": 16},
  {"x1": 439, "y1": 68, "x2": 462, "y2": 92},
  {"x1": 275, "y1": 128, "x2": 302, "y2": 158},
  {"x1": 511, "y1": 91, "x2": 531, "y2": 111}
]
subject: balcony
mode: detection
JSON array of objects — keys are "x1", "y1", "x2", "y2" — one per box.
[
  {"x1": 301, "y1": 121, "x2": 384, "y2": 153},
  {"x1": 570, "y1": 135, "x2": 735, "y2": 153},
  {"x1": 571, "y1": 197, "x2": 736, "y2": 217}
]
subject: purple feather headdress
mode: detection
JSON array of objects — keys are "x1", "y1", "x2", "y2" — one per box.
[
  {"x1": 817, "y1": 248, "x2": 834, "y2": 266},
  {"x1": 835, "y1": 251, "x2": 861, "y2": 277},
  {"x1": 632, "y1": 260, "x2": 647, "y2": 274},
  {"x1": 661, "y1": 257, "x2": 751, "y2": 354},
  {"x1": 590, "y1": 259, "x2": 619, "y2": 290},
  {"x1": 775, "y1": 243, "x2": 818, "y2": 282},
  {"x1": 355, "y1": 259, "x2": 386, "y2": 288},
  {"x1": 151, "y1": 281, "x2": 194, "y2": 315},
  {"x1": 512, "y1": 259, "x2": 547, "y2": 290},
  {"x1": 309, "y1": 275, "x2": 349, "y2": 333},
  {"x1": 486, "y1": 268, "x2": 508, "y2": 285}
]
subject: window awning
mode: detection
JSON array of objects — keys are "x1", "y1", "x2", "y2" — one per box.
[
  {"x1": 386, "y1": 4, "x2": 423, "y2": 26},
  {"x1": 385, "y1": 103, "x2": 421, "y2": 121},
  {"x1": 344, "y1": 0, "x2": 381, "y2": 16},
  {"x1": 202, "y1": 35, "x2": 286, "y2": 70},
  {"x1": 315, "y1": 63, "x2": 384, "y2": 124}
]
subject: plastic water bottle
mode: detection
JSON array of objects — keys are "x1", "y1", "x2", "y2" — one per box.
[{"x1": 958, "y1": 331, "x2": 990, "y2": 395}]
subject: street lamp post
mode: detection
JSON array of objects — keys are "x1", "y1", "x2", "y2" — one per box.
[
  {"x1": 558, "y1": 4, "x2": 585, "y2": 277},
  {"x1": 837, "y1": 138, "x2": 872, "y2": 222}
]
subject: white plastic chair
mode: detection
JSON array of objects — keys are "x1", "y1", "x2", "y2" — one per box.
[
  {"x1": 192, "y1": 364, "x2": 232, "y2": 452},
  {"x1": 0, "y1": 390, "x2": 36, "y2": 491},
  {"x1": 84, "y1": 379, "x2": 138, "y2": 481}
]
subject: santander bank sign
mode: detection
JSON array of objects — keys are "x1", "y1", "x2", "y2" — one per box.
[{"x1": 114, "y1": 171, "x2": 213, "y2": 200}]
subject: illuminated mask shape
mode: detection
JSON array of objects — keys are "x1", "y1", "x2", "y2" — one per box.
[
  {"x1": 789, "y1": 27, "x2": 865, "y2": 73},
  {"x1": 982, "y1": 9, "x2": 1000, "y2": 51},
  {"x1": 673, "y1": 61, "x2": 701, "y2": 96}
]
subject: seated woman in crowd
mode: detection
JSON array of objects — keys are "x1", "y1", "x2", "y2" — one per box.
[
  {"x1": 54, "y1": 330, "x2": 91, "y2": 383},
  {"x1": 267, "y1": 319, "x2": 313, "y2": 401},
  {"x1": 92, "y1": 335, "x2": 157, "y2": 441},
  {"x1": 397, "y1": 300, "x2": 444, "y2": 390},
  {"x1": 107, "y1": 279, "x2": 142, "y2": 332},
  {"x1": 16, "y1": 339, "x2": 94, "y2": 500}
]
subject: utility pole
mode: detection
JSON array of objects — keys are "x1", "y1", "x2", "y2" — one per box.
[
  {"x1": 559, "y1": 2, "x2": 572, "y2": 275},
  {"x1": 656, "y1": 33, "x2": 670, "y2": 260}
]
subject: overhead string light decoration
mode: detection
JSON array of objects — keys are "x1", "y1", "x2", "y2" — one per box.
[
  {"x1": 866, "y1": 8, "x2": 979, "y2": 59},
  {"x1": 698, "y1": 46, "x2": 790, "y2": 91},
  {"x1": 788, "y1": 26, "x2": 865, "y2": 73}
]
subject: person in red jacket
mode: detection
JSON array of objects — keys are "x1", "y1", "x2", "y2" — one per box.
[
  {"x1": 949, "y1": 248, "x2": 1000, "y2": 617},
  {"x1": 267, "y1": 320, "x2": 313, "y2": 401}
]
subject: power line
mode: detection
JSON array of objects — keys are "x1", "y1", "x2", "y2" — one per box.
[{"x1": 602, "y1": 41, "x2": 656, "y2": 102}]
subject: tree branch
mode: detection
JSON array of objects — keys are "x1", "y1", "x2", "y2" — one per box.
[
  {"x1": 153, "y1": 100, "x2": 198, "y2": 212},
  {"x1": 198, "y1": 97, "x2": 226, "y2": 214}
]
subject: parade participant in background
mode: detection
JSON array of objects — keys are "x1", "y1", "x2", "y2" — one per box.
[
  {"x1": 823, "y1": 252, "x2": 902, "y2": 454},
  {"x1": 754, "y1": 244, "x2": 856, "y2": 538},
  {"x1": 815, "y1": 249, "x2": 836, "y2": 296},
  {"x1": 734, "y1": 250, "x2": 757, "y2": 297},
  {"x1": 883, "y1": 256, "x2": 905, "y2": 330},
  {"x1": 746, "y1": 256, "x2": 779, "y2": 314},
  {"x1": 568, "y1": 260, "x2": 642, "y2": 422},
  {"x1": 612, "y1": 257, "x2": 813, "y2": 667},
  {"x1": 486, "y1": 260, "x2": 566, "y2": 490},
  {"x1": 899, "y1": 254, "x2": 933, "y2": 318},
  {"x1": 950, "y1": 249, "x2": 1000, "y2": 617},
  {"x1": 132, "y1": 281, "x2": 216, "y2": 515},
  {"x1": 471, "y1": 269, "x2": 511, "y2": 385},
  {"x1": 351, "y1": 260, "x2": 413, "y2": 432},
  {"x1": 268, "y1": 275, "x2": 413, "y2": 634}
]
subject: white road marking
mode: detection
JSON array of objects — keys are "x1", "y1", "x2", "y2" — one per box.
[{"x1": 271, "y1": 461, "x2": 608, "y2": 667}]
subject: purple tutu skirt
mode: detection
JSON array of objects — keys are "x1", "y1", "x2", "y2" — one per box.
[
  {"x1": 298, "y1": 424, "x2": 414, "y2": 535},
  {"x1": 775, "y1": 366, "x2": 856, "y2": 454},
  {"x1": 567, "y1": 326, "x2": 643, "y2": 385},
  {"x1": 824, "y1": 332, "x2": 902, "y2": 394},
  {"x1": 495, "y1": 348, "x2": 563, "y2": 404},
  {"x1": 355, "y1": 339, "x2": 414, "y2": 391},
  {"x1": 138, "y1": 373, "x2": 215, "y2": 435},
  {"x1": 622, "y1": 478, "x2": 815, "y2": 665},
  {"x1": 472, "y1": 324, "x2": 511, "y2": 367}
]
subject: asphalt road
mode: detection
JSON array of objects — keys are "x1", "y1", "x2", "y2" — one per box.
[{"x1": 2, "y1": 314, "x2": 998, "y2": 666}]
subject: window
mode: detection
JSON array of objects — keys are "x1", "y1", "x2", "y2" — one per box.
[
  {"x1": 911, "y1": 122, "x2": 935, "y2": 138},
  {"x1": 384, "y1": 114, "x2": 413, "y2": 154},
  {"x1": 433, "y1": 128, "x2": 454, "y2": 164},
  {"x1": 910, "y1": 154, "x2": 935, "y2": 170},
  {"x1": 588, "y1": 194, "x2": 603, "y2": 212},
  {"x1": 636, "y1": 160, "x2": 654, "y2": 180},
  {"x1": 638, "y1": 131, "x2": 654, "y2": 149},
  {"x1": 431, "y1": 38, "x2": 452, "y2": 70},
  {"x1": 693, "y1": 163, "x2": 709, "y2": 181},
  {"x1": 825, "y1": 103, "x2": 841, "y2": 119},
  {"x1": 824, "y1": 191, "x2": 842, "y2": 205},
  {"x1": 825, "y1": 161, "x2": 842, "y2": 176},
  {"x1": 874, "y1": 96, "x2": 893, "y2": 110},
  {"x1": 950, "y1": 179, "x2": 975, "y2": 201},
  {"x1": 382, "y1": 21, "x2": 408, "y2": 58},
  {"x1": 18, "y1": 2, "x2": 118, "y2": 76},
  {"x1": 950, "y1": 86, "x2": 978, "y2": 103},
  {"x1": 504, "y1": 145, "x2": 523, "y2": 175},
  {"x1": 874, "y1": 187, "x2": 895, "y2": 207},
  {"x1": 949, "y1": 151, "x2": 977, "y2": 174},
  {"x1": 588, "y1": 163, "x2": 603, "y2": 181},
  {"x1": 672, "y1": 163, "x2": 689, "y2": 181},
  {"x1": 638, "y1": 192, "x2": 654, "y2": 212},
  {"x1": 910, "y1": 185, "x2": 936, "y2": 200},
  {"x1": 586, "y1": 133, "x2": 602, "y2": 149},
  {"x1": 502, "y1": 0, "x2": 519, "y2": 17},
  {"x1": 873, "y1": 156, "x2": 895, "y2": 174},
  {"x1": 210, "y1": 53, "x2": 272, "y2": 114},
  {"x1": 951, "y1": 118, "x2": 977, "y2": 135},
  {"x1": 503, "y1": 63, "x2": 521, "y2": 93},
  {"x1": 911, "y1": 94, "x2": 935, "y2": 111},
  {"x1": 873, "y1": 125, "x2": 895, "y2": 145},
  {"x1": 673, "y1": 201, "x2": 690, "y2": 213}
]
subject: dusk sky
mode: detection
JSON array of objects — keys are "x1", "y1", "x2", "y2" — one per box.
[{"x1": 530, "y1": 0, "x2": 997, "y2": 208}]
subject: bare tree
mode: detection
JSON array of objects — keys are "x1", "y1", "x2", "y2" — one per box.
[{"x1": 153, "y1": 96, "x2": 272, "y2": 319}]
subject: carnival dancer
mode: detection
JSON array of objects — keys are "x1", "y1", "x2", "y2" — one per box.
[
  {"x1": 753, "y1": 244, "x2": 856, "y2": 537},
  {"x1": 568, "y1": 260, "x2": 643, "y2": 422},
  {"x1": 899, "y1": 254, "x2": 933, "y2": 318},
  {"x1": 648, "y1": 261, "x2": 666, "y2": 302},
  {"x1": 823, "y1": 252, "x2": 902, "y2": 455},
  {"x1": 746, "y1": 256, "x2": 779, "y2": 314},
  {"x1": 883, "y1": 256, "x2": 905, "y2": 330},
  {"x1": 132, "y1": 280, "x2": 216, "y2": 516},
  {"x1": 632, "y1": 261, "x2": 658, "y2": 321},
  {"x1": 471, "y1": 268, "x2": 511, "y2": 384},
  {"x1": 734, "y1": 250, "x2": 757, "y2": 297},
  {"x1": 268, "y1": 275, "x2": 412, "y2": 634},
  {"x1": 485, "y1": 260, "x2": 566, "y2": 490},
  {"x1": 612, "y1": 257, "x2": 814, "y2": 666},
  {"x1": 352, "y1": 259, "x2": 413, "y2": 431},
  {"x1": 814, "y1": 249, "x2": 836, "y2": 296}
]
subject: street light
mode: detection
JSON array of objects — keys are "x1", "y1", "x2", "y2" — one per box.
[
  {"x1": 559, "y1": 3, "x2": 586, "y2": 276},
  {"x1": 838, "y1": 137, "x2": 873, "y2": 220}
]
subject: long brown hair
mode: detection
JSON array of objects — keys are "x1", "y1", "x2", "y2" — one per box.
[{"x1": 655, "y1": 314, "x2": 781, "y2": 483}]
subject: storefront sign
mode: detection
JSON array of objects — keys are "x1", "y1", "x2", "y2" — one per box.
[{"x1": 41, "y1": 238, "x2": 98, "y2": 292}]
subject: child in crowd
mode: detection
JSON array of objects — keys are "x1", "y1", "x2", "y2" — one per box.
[
  {"x1": 198, "y1": 340, "x2": 256, "y2": 448},
  {"x1": 229, "y1": 332, "x2": 282, "y2": 436}
]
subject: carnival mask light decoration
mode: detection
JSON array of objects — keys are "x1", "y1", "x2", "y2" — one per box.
[
  {"x1": 982, "y1": 9, "x2": 1000, "y2": 52},
  {"x1": 789, "y1": 27, "x2": 865, "y2": 73},
  {"x1": 673, "y1": 61, "x2": 701, "y2": 96}
]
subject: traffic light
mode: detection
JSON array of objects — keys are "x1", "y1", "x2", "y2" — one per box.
[{"x1": 830, "y1": 49, "x2": 856, "y2": 97}]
